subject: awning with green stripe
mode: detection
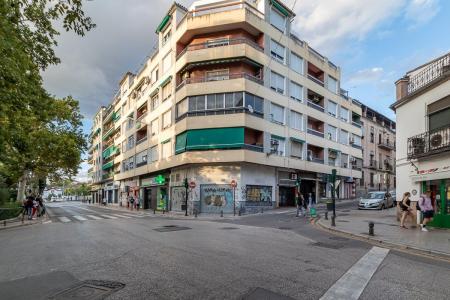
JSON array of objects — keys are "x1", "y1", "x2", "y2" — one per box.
[
  {"x1": 175, "y1": 127, "x2": 245, "y2": 153},
  {"x1": 271, "y1": 0, "x2": 290, "y2": 17},
  {"x1": 290, "y1": 137, "x2": 305, "y2": 143},
  {"x1": 175, "y1": 132, "x2": 187, "y2": 154},
  {"x1": 150, "y1": 87, "x2": 159, "y2": 97},
  {"x1": 102, "y1": 161, "x2": 114, "y2": 170},
  {"x1": 271, "y1": 134, "x2": 285, "y2": 140},
  {"x1": 159, "y1": 76, "x2": 172, "y2": 87},
  {"x1": 156, "y1": 15, "x2": 171, "y2": 33}
]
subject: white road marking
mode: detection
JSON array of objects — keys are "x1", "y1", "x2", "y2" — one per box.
[
  {"x1": 58, "y1": 217, "x2": 71, "y2": 223},
  {"x1": 112, "y1": 214, "x2": 132, "y2": 219},
  {"x1": 101, "y1": 214, "x2": 118, "y2": 219},
  {"x1": 320, "y1": 246, "x2": 389, "y2": 300},
  {"x1": 86, "y1": 215, "x2": 103, "y2": 220},
  {"x1": 72, "y1": 215, "x2": 88, "y2": 221},
  {"x1": 43, "y1": 220, "x2": 52, "y2": 224},
  {"x1": 121, "y1": 213, "x2": 140, "y2": 217},
  {"x1": 70, "y1": 206, "x2": 98, "y2": 213}
]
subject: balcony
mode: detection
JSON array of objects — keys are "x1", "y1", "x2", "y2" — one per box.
[
  {"x1": 307, "y1": 117, "x2": 325, "y2": 138},
  {"x1": 307, "y1": 89, "x2": 325, "y2": 112},
  {"x1": 408, "y1": 53, "x2": 450, "y2": 95},
  {"x1": 136, "y1": 104, "x2": 148, "y2": 120},
  {"x1": 177, "y1": 37, "x2": 263, "y2": 60},
  {"x1": 176, "y1": 72, "x2": 263, "y2": 91},
  {"x1": 307, "y1": 144, "x2": 324, "y2": 164},
  {"x1": 352, "y1": 112, "x2": 362, "y2": 128},
  {"x1": 407, "y1": 123, "x2": 450, "y2": 159},
  {"x1": 367, "y1": 160, "x2": 377, "y2": 170},
  {"x1": 378, "y1": 140, "x2": 395, "y2": 151},
  {"x1": 307, "y1": 62, "x2": 325, "y2": 87}
]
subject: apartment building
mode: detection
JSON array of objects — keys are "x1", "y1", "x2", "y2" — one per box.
[
  {"x1": 88, "y1": 0, "x2": 363, "y2": 214},
  {"x1": 87, "y1": 107, "x2": 105, "y2": 203},
  {"x1": 357, "y1": 104, "x2": 396, "y2": 195},
  {"x1": 392, "y1": 51, "x2": 450, "y2": 228}
]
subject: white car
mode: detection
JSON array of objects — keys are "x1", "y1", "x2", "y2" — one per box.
[{"x1": 358, "y1": 191, "x2": 394, "y2": 210}]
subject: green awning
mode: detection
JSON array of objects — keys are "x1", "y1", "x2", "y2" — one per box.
[
  {"x1": 329, "y1": 148, "x2": 341, "y2": 153},
  {"x1": 102, "y1": 161, "x2": 114, "y2": 170},
  {"x1": 271, "y1": 134, "x2": 285, "y2": 140},
  {"x1": 271, "y1": 0, "x2": 290, "y2": 17},
  {"x1": 159, "y1": 76, "x2": 172, "y2": 88},
  {"x1": 175, "y1": 132, "x2": 187, "y2": 154},
  {"x1": 186, "y1": 127, "x2": 244, "y2": 151},
  {"x1": 150, "y1": 87, "x2": 159, "y2": 97},
  {"x1": 102, "y1": 127, "x2": 114, "y2": 141},
  {"x1": 112, "y1": 111, "x2": 120, "y2": 122},
  {"x1": 156, "y1": 15, "x2": 171, "y2": 33},
  {"x1": 290, "y1": 137, "x2": 305, "y2": 143},
  {"x1": 103, "y1": 146, "x2": 118, "y2": 159},
  {"x1": 161, "y1": 138, "x2": 171, "y2": 144}
]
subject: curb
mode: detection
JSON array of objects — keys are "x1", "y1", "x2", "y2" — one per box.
[{"x1": 315, "y1": 218, "x2": 450, "y2": 262}]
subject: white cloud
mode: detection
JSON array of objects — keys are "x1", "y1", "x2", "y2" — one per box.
[
  {"x1": 347, "y1": 67, "x2": 384, "y2": 85},
  {"x1": 405, "y1": 0, "x2": 440, "y2": 28},
  {"x1": 75, "y1": 161, "x2": 90, "y2": 183}
]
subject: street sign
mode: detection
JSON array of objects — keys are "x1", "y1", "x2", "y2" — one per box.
[
  {"x1": 189, "y1": 181, "x2": 196, "y2": 189},
  {"x1": 155, "y1": 174, "x2": 165, "y2": 185},
  {"x1": 290, "y1": 173, "x2": 298, "y2": 180},
  {"x1": 231, "y1": 180, "x2": 237, "y2": 188}
]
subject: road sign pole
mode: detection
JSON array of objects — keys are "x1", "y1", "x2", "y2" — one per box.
[
  {"x1": 184, "y1": 178, "x2": 188, "y2": 216},
  {"x1": 233, "y1": 186, "x2": 236, "y2": 216}
]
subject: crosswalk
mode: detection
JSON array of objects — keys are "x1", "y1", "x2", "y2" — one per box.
[{"x1": 55, "y1": 212, "x2": 150, "y2": 223}]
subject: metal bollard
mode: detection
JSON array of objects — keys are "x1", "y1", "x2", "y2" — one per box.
[
  {"x1": 220, "y1": 210, "x2": 223, "y2": 217},
  {"x1": 331, "y1": 215, "x2": 336, "y2": 227},
  {"x1": 153, "y1": 208, "x2": 156, "y2": 214},
  {"x1": 238, "y1": 209, "x2": 241, "y2": 216},
  {"x1": 261, "y1": 207, "x2": 264, "y2": 214},
  {"x1": 369, "y1": 222, "x2": 374, "y2": 236},
  {"x1": 325, "y1": 211, "x2": 328, "y2": 220}
]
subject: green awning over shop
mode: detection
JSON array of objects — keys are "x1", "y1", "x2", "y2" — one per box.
[
  {"x1": 155, "y1": 15, "x2": 171, "y2": 33},
  {"x1": 102, "y1": 161, "x2": 114, "y2": 170},
  {"x1": 271, "y1": 0, "x2": 290, "y2": 17},
  {"x1": 290, "y1": 137, "x2": 305, "y2": 143},
  {"x1": 176, "y1": 127, "x2": 245, "y2": 153},
  {"x1": 175, "y1": 132, "x2": 187, "y2": 154}
]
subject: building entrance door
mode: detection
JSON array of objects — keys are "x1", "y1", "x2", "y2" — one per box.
[
  {"x1": 279, "y1": 186, "x2": 295, "y2": 206},
  {"x1": 143, "y1": 188, "x2": 151, "y2": 210}
]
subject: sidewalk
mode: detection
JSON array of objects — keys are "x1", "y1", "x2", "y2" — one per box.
[
  {"x1": 0, "y1": 215, "x2": 51, "y2": 231},
  {"x1": 317, "y1": 208, "x2": 450, "y2": 259}
]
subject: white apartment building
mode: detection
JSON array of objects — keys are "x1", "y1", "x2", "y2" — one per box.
[{"x1": 88, "y1": 0, "x2": 363, "y2": 214}]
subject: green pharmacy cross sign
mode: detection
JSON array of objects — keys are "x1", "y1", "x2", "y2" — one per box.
[{"x1": 155, "y1": 175, "x2": 165, "y2": 185}]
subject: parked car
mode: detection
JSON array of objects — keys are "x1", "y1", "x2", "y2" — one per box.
[
  {"x1": 390, "y1": 190, "x2": 397, "y2": 206},
  {"x1": 358, "y1": 191, "x2": 394, "y2": 210}
]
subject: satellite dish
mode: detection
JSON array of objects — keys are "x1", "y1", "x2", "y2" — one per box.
[{"x1": 247, "y1": 105, "x2": 254, "y2": 113}]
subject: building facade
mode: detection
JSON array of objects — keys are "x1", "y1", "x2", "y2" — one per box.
[
  {"x1": 392, "y1": 51, "x2": 450, "y2": 228},
  {"x1": 357, "y1": 104, "x2": 396, "y2": 195},
  {"x1": 88, "y1": 107, "x2": 106, "y2": 203},
  {"x1": 88, "y1": 0, "x2": 363, "y2": 213}
]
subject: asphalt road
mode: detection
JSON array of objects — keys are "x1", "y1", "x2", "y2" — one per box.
[{"x1": 0, "y1": 201, "x2": 448, "y2": 300}]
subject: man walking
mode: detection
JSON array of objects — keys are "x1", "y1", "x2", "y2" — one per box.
[{"x1": 418, "y1": 191, "x2": 434, "y2": 232}]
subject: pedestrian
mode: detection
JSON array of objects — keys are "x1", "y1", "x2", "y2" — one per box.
[
  {"x1": 136, "y1": 196, "x2": 141, "y2": 211},
  {"x1": 399, "y1": 192, "x2": 414, "y2": 229},
  {"x1": 297, "y1": 193, "x2": 306, "y2": 216},
  {"x1": 25, "y1": 196, "x2": 33, "y2": 220},
  {"x1": 129, "y1": 196, "x2": 134, "y2": 211},
  {"x1": 418, "y1": 191, "x2": 434, "y2": 232}
]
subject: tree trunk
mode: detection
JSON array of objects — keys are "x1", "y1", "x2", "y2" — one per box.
[{"x1": 16, "y1": 172, "x2": 28, "y2": 202}]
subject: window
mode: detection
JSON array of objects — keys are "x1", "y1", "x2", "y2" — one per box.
[
  {"x1": 270, "y1": 7, "x2": 286, "y2": 32},
  {"x1": 206, "y1": 38, "x2": 229, "y2": 48},
  {"x1": 135, "y1": 150, "x2": 148, "y2": 167},
  {"x1": 162, "y1": 51, "x2": 172, "y2": 74},
  {"x1": 341, "y1": 153, "x2": 349, "y2": 168},
  {"x1": 327, "y1": 76, "x2": 338, "y2": 93},
  {"x1": 270, "y1": 102, "x2": 284, "y2": 124},
  {"x1": 176, "y1": 98, "x2": 188, "y2": 118},
  {"x1": 327, "y1": 101, "x2": 338, "y2": 117},
  {"x1": 121, "y1": 103, "x2": 126, "y2": 115},
  {"x1": 121, "y1": 141, "x2": 126, "y2": 153},
  {"x1": 270, "y1": 136, "x2": 285, "y2": 156},
  {"x1": 290, "y1": 110, "x2": 303, "y2": 131},
  {"x1": 162, "y1": 110, "x2": 171, "y2": 129},
  {"x1": 244, "y1": 93, "x2": 264, "y2": 114},
  {"x1": 151, "y1": 67, "x2": 159, "y2": 84},
  {"x1": 339, "y1": 106, "x2": 349, "y2": 122},
  {"x1": 149, "y1": 145, "x2": 158, "y2": 162},
  {"x1": 150, "y1": 94, "x2": 159, "y2": 111},
  {"x1": 270, "y1": 39, "x2": 285, "y2": 63},
  {"x1": 326, "y1": 125, "x2": 337, "y2": 141},
  {"x1": 290, "y1": 52, "x2": 303, "y2": 74},
  {"x1": 370, "y1": 173, "x2": 374, "y2": 187},
  {"x1": 206, "y1": 94, "x2": 225, "y2": 110},
  {"x1": 189, "y1": 95, "x2": 206, "y2": 111},
  {"x1": 162, "y1": 29, "x2": 171, "y2": 47},
  {"x1": 429, "y1": 106, "x2": 450, "y2": 131},
  {"x1": 206, "y1": 69, "x2": 229, "y2": 81},
  {"x1": 162, "y1": 80, "x2": 172, "y2": 101},
  {"x1": 352, "y1": 134, "x2": 362, "y2": 147},
  {"x1": 150, "y1": 118, "x2": 158, "y2": 136},
  {"x1": 370, "y1": 126, "x2": 374, "y2": 143},
  {"x1": 289, "y1": 81, "x2": 303, "y2": 102},
  {"x1": 127, "y1": 135, "x2": 135, "y2": 150},
  {"x1": 123, "y1": 156, "x2": 135, "y2": 171},
  {"x1": 270, "y1": 71, "x2": 285, "y2": 94},
  {"x1": 162, "y1": 140, "x2": 172, "y2": 159},
  {"x1": 291, "y1": 141, "x2": 303, "y2": 158},
  {"x1": 126, "y1": 116, "x2": 134, "y2": 131},
  {"x1": 340, "y1": 129, "x2": 349, "y2": 144}
]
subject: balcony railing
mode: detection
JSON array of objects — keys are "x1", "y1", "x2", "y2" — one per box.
[
  {"x1": 307, "y1": 156, "x2": 324, "y2": 164},
  {"x1": 176, "y1": 37, "x2": 263, "y2": 60},
  {"x1": 307, "y1": 128, "x2": 325, "y2": 138},
  {"x1": 176, "y1": 72, "x2": 263, "y2": 91},
  {"x1": 378, "y1": 141, "x2": 395, "y2": 151},
  {"x1": 407, "y1": 123, "x2": 450, "y2": 159},
  {"x1": 367, "y1": 160, "x2": 377, "y2": 169},
  {"x1": 408, "y1": 53, "x2": 450, "y2": 95},
  {"x1": 352, "y1": 121, "x2": 362, "y2": 128},
  {"x1": 307, "y1": 74, "x2": 325, "y2": 87},
  {"x1": 307, "y1": 100, "x2": 325, "y2": 112}
]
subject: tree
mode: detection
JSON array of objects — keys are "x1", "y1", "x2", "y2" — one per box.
[{"x1": 0, "y1": 0, "x2": 94, "y2": 200}]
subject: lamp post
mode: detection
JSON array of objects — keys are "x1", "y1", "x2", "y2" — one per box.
[{"x1": 331, "y1": 168, "x2": 337, "y2": 226}]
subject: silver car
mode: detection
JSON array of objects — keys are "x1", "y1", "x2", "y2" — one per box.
[{"x1": 358, "y1": 191, "x2": 393, "y2": 210}]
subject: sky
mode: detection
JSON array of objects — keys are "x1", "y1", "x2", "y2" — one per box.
[{"x1": 41, "y1": 0, "x2": 450, "y2": 181}]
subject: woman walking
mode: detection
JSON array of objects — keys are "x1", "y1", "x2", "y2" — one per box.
[{"x1": 399, "y1": 192, "x2": 414, "y2": 228}]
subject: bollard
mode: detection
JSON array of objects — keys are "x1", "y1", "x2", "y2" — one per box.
[
  {"x1": 153, "y1": 208, "x2": 156, "y2": 214},
  {"x1": 261, "y1": 207, "x2": 264, "y2": 214},
  {"x1": 163, "y1": 209, "x2": 165, "y2": 214},
  {"x1": 296, "y1": 206, "x2": 299, "y2": 217},
  {"x1": 325, "y1": 211, "x2": 328, "y2": 220},
  {"x1": 369, "y1": 222, "x2": 374, "y2": 236},
  {"x1": 220, "y1": 210, "x2": 224, "y2": 217},
  {"x1": 194, "y1": 209, "x2": 198, "y2": 218},
  {"x1": 331, "y1": 215, "x2": 336, "y2": 227},
  {"x1": 238, "y1": 209, "x2": 241, "y2": 216}
]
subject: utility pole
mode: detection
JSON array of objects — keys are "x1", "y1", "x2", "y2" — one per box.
[{"x1": 331, "y1": 169, "x2": 337, "y2": 226}]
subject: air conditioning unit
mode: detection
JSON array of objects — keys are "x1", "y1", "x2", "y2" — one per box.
[{"x1": 430, "y1": 133, "x2": 443, "y2": 150}]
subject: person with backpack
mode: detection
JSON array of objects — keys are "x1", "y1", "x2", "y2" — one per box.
[
  {"x1": 399, "y1": 192, "x2": 414, "y2": 229},
  {"x1": 418, "y1": 191, "x2": 434, "y2": 232}
]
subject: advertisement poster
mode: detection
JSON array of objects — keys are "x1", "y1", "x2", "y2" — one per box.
[{"x1": 200, "y1": 184, "x2": 233, "y2": 213}]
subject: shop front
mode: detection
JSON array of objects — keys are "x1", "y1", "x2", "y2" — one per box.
[{"x1": 140, "y1": 174, "x2": 170, "y2": 211}]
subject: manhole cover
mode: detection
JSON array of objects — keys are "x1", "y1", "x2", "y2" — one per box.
[
  {"x1": 337, "y1": 220, "x2": 350, "y2": 223},
  {"x1": 329, "y1": 236, "x2": 349, "y2": 241},
  {"x1": 220, "y1": 227, "x2": 239, "y2": 230},
  {"x1": 154, "y1": 226, "x2": 191, "y2": 232},
  {"x1": 49, "y1": 280, "x2": 125, "y2": 300},
  {"x1": 278, "y1": 227, "x2": 292, "y2": 230},
  {"x1": 311, "y1": 242, "x2": 343, "y2": 249},
  {"x1": 242, "y1": 287, "x2": 295, "y2": 300}
]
